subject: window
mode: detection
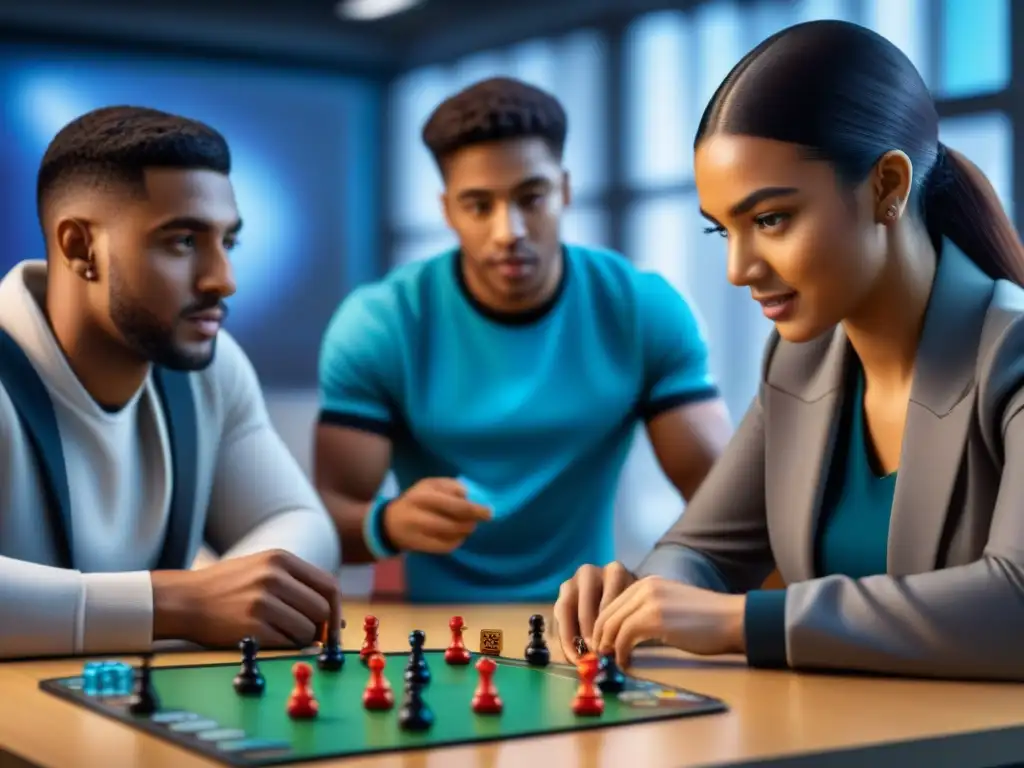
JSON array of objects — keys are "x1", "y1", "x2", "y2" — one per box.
[
  {"x1": 451, "y1": 50, "x2": 509, "y2": 89},
  {"x1": 623, "y1": 12, "x2": 693, "y2": 187},
  {"x1": 694, "y1": 0, "x2": 746, "y2": 109},
  {"x1": 388, "y1": 66, "x2": 451, "y2": 232},
  {"x1": 862, "y1": 0, "x2": 931, "y2": 85},
  {"x1": 562, "y1": 205, "x2": 611, "y2": 249},
  {"x1": 939, "y1": 111, "x2": 1014, "y2": 215},
  {"x1": 938, "y1": 0, "x2": 1010, "y2": 97},
  {"x1": 792, "y1": 0, "x2": 854, "y2": 23},
  {"x1": 555, "y1": 31, "x2": 609, "y2": 197},
  {"x1": 392, "y1": 230, "x2": 456, "y2": 267},
  {"x1": 618, "y1": 196, "x2": 694, "y2": 562}
]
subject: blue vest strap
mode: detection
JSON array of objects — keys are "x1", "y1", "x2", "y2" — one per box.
[{"x1": 0, "y1": 329, "x2": 198, "y2": 570}]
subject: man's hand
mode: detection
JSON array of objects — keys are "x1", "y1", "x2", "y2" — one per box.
[
  {"x1": 591, "y1": 576, "x2": 746, "y2": 667},
  {"x1": 383, "y1": 478, "x2": 492, "y2": 554},
  {"x1": 151, "y1": 549, "x2": 343, "y2": 649},
  {"x1": 553, "y1": 562, "x2": 637, "y2": 663}
]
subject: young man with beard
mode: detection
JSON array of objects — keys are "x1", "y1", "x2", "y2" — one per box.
[{"x1": 0, "y1": 106, "x2": 342, "y2": 659}]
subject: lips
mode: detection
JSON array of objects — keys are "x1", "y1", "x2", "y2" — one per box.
[
  {"x1": 754, "y1": 291, "x2": 796, "y2": 305},
  {"x1": 496, "y1": 259, "x2": 535, "y2": 278},
  {"x1": 186, "y1": 310, "x2": 222, "y2": 338},
  {"x1": 754, "y1": 291, "x2": 798, "y2": 321},
  {"x1": 759, "y1": 294, "x2": 794, "y2": 307}
]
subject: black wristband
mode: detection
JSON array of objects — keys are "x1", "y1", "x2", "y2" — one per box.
[{"x1": 375, "y1": 499, "x2": 400, "y2": 554}]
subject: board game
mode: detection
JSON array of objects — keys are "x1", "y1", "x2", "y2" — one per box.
[{"x1": 38, "y1": 618, "x2": 728, "y2": 766}]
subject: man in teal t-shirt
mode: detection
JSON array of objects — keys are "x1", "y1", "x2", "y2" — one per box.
[{"x1": 313, "y1": 76, "x2": 733, "y2": 603}]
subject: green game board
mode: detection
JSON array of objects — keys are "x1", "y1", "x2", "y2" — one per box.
[{"x1": 39, "y1": 650, "x2": 727, "y2": 766}]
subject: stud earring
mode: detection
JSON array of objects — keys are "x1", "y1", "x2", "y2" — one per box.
[
  {"x1": 84, "y1": 265, "x2": 96, "y2": 280},
  {"x1": 885, "y1": 204, "x2": 898, "y2": 220}
]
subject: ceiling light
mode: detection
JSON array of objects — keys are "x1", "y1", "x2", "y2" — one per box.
[{"x1": 335, "y1": 0, "x2": 425, "y2": 21}]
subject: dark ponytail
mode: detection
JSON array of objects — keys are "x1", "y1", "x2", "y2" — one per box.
[
  {"x1": 695, "y1": 20, "x2": 1024, "y2": 286},
  {"x1": 924, "y1": 143, "x2": 1024, "y2": 286}
]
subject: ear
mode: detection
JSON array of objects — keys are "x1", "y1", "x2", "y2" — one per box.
[
  {"x1": 561, "y1": 168, "x2": 572, "y2": 208},
  {"x1": 439, "y1": 190, "x2": 454, "y2": 230},
  {"x1": 872, "y1": 150, "x2": 914, "y2": 225},
  {"x1": 53, "y1": 217, "x2": 97, "y2": 281}
]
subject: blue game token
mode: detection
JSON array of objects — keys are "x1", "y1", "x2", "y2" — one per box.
[
  {"x1": 118, "y1": 663, "x2": 135, "y2": 694},
  {"x1": 82, "y1": 667, "x2": 98, "y2": 696},
  {"x1": 96, "y1": 664, "x2": 111, "y2": 694}
]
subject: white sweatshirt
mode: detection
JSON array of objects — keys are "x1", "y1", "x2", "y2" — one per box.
[{"x1": 0, "y1": 261, "x2": 341, "y2": 659}]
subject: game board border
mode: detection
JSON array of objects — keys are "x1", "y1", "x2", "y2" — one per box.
[{"x1": 38, "y1": 649, "x2": 729, "y2": 767}]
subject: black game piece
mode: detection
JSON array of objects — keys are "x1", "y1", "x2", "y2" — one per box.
[
  {"x1": 128, "y1": 654, "x2": 159, "y2": 716},
  {"x1": 597, "y1": 653, "x2": 626, "y2": 693},
  {"x1": 317, "y1": 622, "x2": 345, "y2": 672},
  {"x1": 404, "y1": 629, "x2": 431, "y2": 685},
  {"x1": 233, "y1": 637, "x2": 266, "y2": 696},
  {"x1": 574, "y1": 635, "x2": 588, "y2": 656},
  {"x1": 398, "y1": 680, "x2": 434, "y2": 731},
  {"x1": 524, "y1": 614, "x2": 550, "y2": 667}
]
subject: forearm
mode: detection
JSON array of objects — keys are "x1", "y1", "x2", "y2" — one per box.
[
  {"x1": 776, "y1": 556, "x2": 1024, "y2": 680},
  {"x1": 318, "y1": 488, "x2": 380, "y2": 564},
  {"x1": 634, "y1": 543, "x2": 732, "y2": 591},
  {"x1": 220, "y1": 508, "x2": 341, "y2": 574},
  {"x1": 636, "y1": 542, "x2": 772, "y2": 594},
  {"x1": 0, "y1": 556, "x2": 153, "y2": 659}
]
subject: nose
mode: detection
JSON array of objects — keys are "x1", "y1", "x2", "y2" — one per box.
[
  {"x1": 492, "y1": 203, "x2": 527, "y2": 248},
  {"x1": 725, "y1": 238, "x2": 766, "y2": 288},
  {"x1": 196, "y1": 248, "x2": 237, "y2": 299}
]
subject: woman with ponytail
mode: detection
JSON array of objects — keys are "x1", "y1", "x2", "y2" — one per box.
[{"x1": 554, "y1": 20, "x2": 1024, "y2": 680}]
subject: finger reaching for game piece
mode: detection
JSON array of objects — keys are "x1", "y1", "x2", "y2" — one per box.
[
  {"x1": 362, "y1": 654, "x2": 394, "y2": 711},
  {"x1": 471, "y1": 657, "x2": 503, "y2": 714},
  {"x1": 149, "y1": 549, "x2": 343, "y2": 650},
  {"x1": 553, "y1": 562, "x2": 636, "y2": 663},
  {"x1": 591, "y1": 577, "x2": 748, "y2": 663}
]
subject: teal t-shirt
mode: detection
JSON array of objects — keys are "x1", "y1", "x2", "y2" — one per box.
[{"x1": 317, "y1": 244, "x2": 718, "y2": 603}]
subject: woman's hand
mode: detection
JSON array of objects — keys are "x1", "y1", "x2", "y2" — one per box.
[{"x1": 590, "y1": 576, "x2": 747, "y2": 667}]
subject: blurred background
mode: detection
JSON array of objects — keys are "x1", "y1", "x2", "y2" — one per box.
[{"x1": 0, "y1": 0, "x2": 1012, "y2": 595}]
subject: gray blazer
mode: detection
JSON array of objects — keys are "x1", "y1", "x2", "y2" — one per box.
[{"x1": 637, "y1": 240, "x2": 1024, "y2": 680}]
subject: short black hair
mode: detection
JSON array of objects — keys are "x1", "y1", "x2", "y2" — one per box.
[
  {"x1": 421, "y1": 77, "x2": 567, "y2": 171},
  {"x1": 36, "y1": 105, "x2": 231, "y2": 225}
]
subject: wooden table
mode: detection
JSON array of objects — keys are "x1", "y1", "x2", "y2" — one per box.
[{"x1": 1, "y1": 602, "x2": 1023, "y2": 768}]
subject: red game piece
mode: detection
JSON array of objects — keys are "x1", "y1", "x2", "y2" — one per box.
[
  {"x1": 471, "y1": 657, "x2": 503, "y2": 714},
  {"x1": 362, "y1": 653, "x2": 395, "y2": 710},
  {"x1": 445, "y1": 615, "x2": 472, "y2": 665},
  {"x1": 360, "y1": 615, "x2": 380, "y2": 665},
  {"x1": 287, "y1": 662, "x2": 319, "y2": 719},
  {"x1": 571, "y1": 653, "x2": 604, "y2": 716}
]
